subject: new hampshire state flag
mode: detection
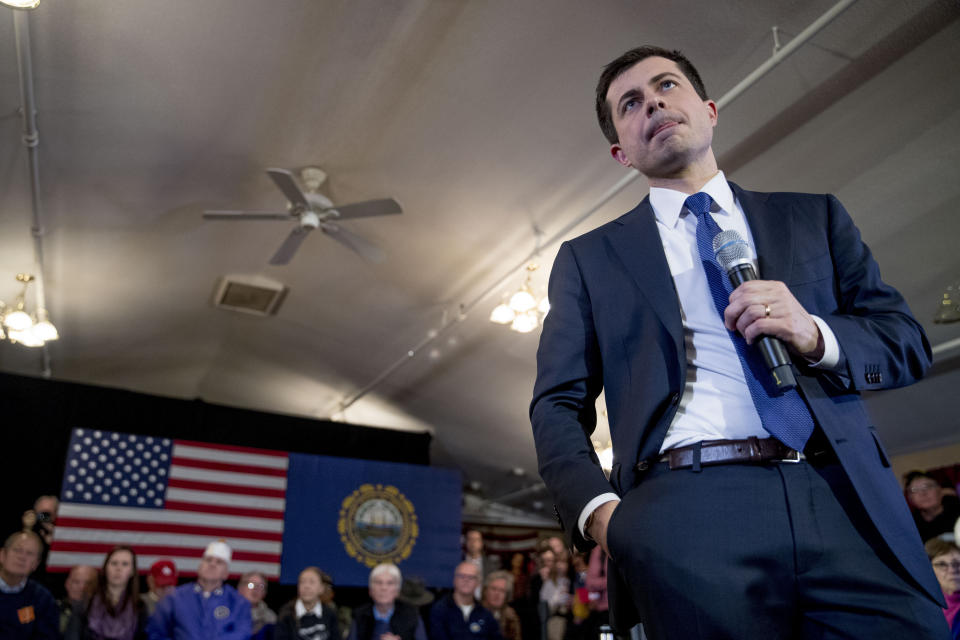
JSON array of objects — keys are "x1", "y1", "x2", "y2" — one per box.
[{"x1": 280, "y1": 453, "x2": 462, "y2": 587}]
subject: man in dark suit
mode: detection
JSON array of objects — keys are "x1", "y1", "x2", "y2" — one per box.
[{"x1": 529, "y1": 45, "x2": 949, "y2": 639}]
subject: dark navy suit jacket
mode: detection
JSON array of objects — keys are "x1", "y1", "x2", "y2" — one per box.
[{"x1": 530, "y1": 183, "x2": 939, "y2": 617}]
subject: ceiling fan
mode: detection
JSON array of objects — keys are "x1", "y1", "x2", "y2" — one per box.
[{"x1": 203, "y1": 167, "x2": 402, "y2": 265}]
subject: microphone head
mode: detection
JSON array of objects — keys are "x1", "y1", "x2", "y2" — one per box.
[{"x1": 712, "y1": 229, "x2": 752, "y2": 271}]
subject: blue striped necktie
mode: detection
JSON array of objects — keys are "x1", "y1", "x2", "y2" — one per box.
[{"x1": 685, "y1": 191, "x2": 814, "y2": 451}]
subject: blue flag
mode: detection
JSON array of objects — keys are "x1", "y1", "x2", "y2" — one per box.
[{"x1": 280, "y1": 453, "x2": 461, "y2": 586}]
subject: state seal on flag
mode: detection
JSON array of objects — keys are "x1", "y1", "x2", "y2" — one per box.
[{"x1": 338, "y1": 483, "x2": 418, "y2": 567}]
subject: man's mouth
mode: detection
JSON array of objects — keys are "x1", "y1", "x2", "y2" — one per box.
[{"x1": 649, "y1": 120, "x2": 678, "y2": 140}]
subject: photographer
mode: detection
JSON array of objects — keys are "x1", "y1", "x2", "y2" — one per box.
[{"x1": 20, "y1": 496, "x2": 58, "y2": 594}]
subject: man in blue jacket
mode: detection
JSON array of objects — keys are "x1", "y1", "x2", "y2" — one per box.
[
  {"x1": 0, "y1": 531, "x2": 58, "y2": 640},
  {"x1": 429, "y1": 562, "x2": 502, "y2": 640},
  {"x1": 146, "y1": 540, "x2": 251, "y2": 640}
]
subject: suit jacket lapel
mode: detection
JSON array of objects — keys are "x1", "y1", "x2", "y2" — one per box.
[
  {"x1": 606, "y1": 198, "x2": 684, "y2": 354},
  {"x1": 732, "y1": 183, "x2": 794, "y2": 284}
]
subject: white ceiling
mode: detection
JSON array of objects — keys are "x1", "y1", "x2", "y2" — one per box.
[{"x1": 1, "y1": 0, "x2": 958, "y2": 513}]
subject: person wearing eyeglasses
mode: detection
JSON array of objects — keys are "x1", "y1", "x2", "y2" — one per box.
[
  {"x1": 925, "y1": 539, "x2": 960, "y2": 639},
  {"x1": 238, "y1": 571, "x2": 277, "y2": 640},
  {"x1": 429, "y1": 562, "x2": 503, "y2": 640},
  {"x1": 905, "y1": 471, "x2": 960, "y2": 542}
]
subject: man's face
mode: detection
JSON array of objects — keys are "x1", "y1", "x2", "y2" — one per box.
[
  {"x1": 483, "y1": 578, "x2": 508, "y2": 609},
  {"x1": 453, "y1": 562, "x2": 480, "y2": 599},
  {"x1": 907, "y1": 478, "x2": 942, "y2": 511},
  {"x1": 606, "y1": 56, "x2": 717, "y2": 179},
  {"x1": 239, "y1": 574, "x2": 267, "y2": 604},
  {"x1": 369, "y1": 573, "x2": 400, "y2": 608},
  {"x1": 197, "y1": 554, "x2": 229, "y2": 585},
  {"x1": 65, "y1": 565, "x2": 97, "y2": 601},
  {"x1": 0, "y1": 535, "x2": 41, "y2": 581},
  {"x1": 466, "y1": 531, "x2": 483, "y2": 555}
]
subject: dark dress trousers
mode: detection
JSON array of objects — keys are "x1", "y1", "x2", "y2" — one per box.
[{"x1": 530, "y1": 183, "x2": 946, "y2": 638}]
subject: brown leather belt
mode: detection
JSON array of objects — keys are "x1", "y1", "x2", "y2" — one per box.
[{"x1": 659, "y1": 436, "x2": 802, "y2": 470}]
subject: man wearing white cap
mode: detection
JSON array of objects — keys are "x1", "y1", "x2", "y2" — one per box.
[{"x1": 146, "y1": 540, "x2": 251, "y2": 640}]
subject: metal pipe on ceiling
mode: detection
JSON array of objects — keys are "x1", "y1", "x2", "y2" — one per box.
[
  {"x1": 13, "y1": 8, "x2": 52, "y2": 376},
  {"x1": 334, "y1": 0, "x2": 861, "y2": 416}
]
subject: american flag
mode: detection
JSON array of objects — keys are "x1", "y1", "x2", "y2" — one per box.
[{"x1": 48, "y1": 428, "x2": 287, "y2": 578}]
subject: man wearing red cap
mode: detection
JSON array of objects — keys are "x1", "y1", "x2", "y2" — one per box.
[{"x1": 141, "y1": 560, "x2": 178, "y2": 617}]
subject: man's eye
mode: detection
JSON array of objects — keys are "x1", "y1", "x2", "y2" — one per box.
[
  {"x1": 623, "y1": 99, "x2": 639, "y2": 113},
  {"x1": 661, "y1": 80, "x2": 677, "y2": 90}
]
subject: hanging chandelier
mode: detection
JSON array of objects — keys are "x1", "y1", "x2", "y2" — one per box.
[
  {"x1": 1, "y1": 273, "x2": 59, "y2": 347},
  {"x1": 489, "y1": 263, "x2": 550, "y2": 334}
]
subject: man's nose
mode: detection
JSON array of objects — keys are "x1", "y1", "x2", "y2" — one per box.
[{"x1": 647, "y1": 97, "x2": 666, "y2": 116}]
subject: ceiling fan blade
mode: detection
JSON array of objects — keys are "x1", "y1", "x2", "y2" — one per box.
[
  {"x1": 332, "y1": 198, "x2": 403, "y2": 220},
  {"x1": 269, "y1": 226, "x2": 313, "y2": 265},
  {"x1": 203, "y1": 210, "x2": 292, "y2": 220},
  {"x1": 321, "y1": 222, "x2": 386, "y2": 263},
  {"x1": 266, "y1": 168, "x2": 310, "y2": 209}
]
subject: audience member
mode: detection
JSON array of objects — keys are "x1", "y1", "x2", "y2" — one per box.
[
  {"x1": 238, "y1": 571, "x2": 277, "y2": 640},
  {"x1": 275, "y1": 566, "x2": 339, "y2": 640},
  {"x1": 905, "y1": 471, "x2": 960, "y2": 542},
  {"x1": 146, "y1": 540, "x2": 250, "y2": 640},
  {"x1": 20, "y1": 496, "x2": 59, "y2": 592},
  {"x1": 538, "y1": 557, "x2": 570, "y2": 640},
  {"x1": 507, "y1": 554, "x2": 528, "y2": 602},
  {"x1": 925, "y1": 538, "x2": 960, "y2": 637},
  {"x1": 397, "y1": 575, "x2": 434, "y2": 630},
  {"x1": 480, "y1": 571, "x2": 520, "y2": 640},
  {"x1": 80, "y1": 545, "x2": 147, "y2": 640},
  {"x1": 348, "y1": 563, "x2": 426, "y2": 640},
  {"x1": 0, "y1": 530, "x2": 59, "y2": 639},
  {"x1": 583, "y1": 547, "x2": 608, "y2": 636},
  {"x1": 429, "y1": 561, "x2": 502, "y2": 640},
  {"x1": 463, "y1": 530, "x2": 497, "y2": 599},
  {"x1": 140, "y1": 560, "x2": 177, "y2": 618},
  {"x1": 59, "y1": 564, "x2": 96, "y2": 639}
]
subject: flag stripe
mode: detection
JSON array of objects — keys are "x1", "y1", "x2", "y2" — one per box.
[
  {"x1": 47, "y1": 552, "x2": 278, "y2": 578},
  {"x1": 168, "y1": 466, "x2": 287, "y2": 490},
  {"x1": 171, "y1": 456, "x2": 288, "y2": 477},
  {"x1": 164, "y1": 488, "x2": 284, "y2": 511},
  {"x1": 167, "y1": 478, "x2": 286, "y2": 498},
  {"x1": 175, "y1": 440, "x2": 289, "y2": 459},
  {"x1": 163, "y1": 500, "x2": 283, "y2": 519},
  {"x1": 56, "y1": 504, "x2": 282, "y2": 533},
  {"x1": 55, "y1": 519, "x2": 283, "y2": 542},
  {"x1": 51, "y1": 541, "x2": 279, "y2": 562},
  {"x1": 173, "y1": 444, "x2": 288, "y2": 469},
  {"x1": 54, "y1": 528, "x2": 281, "y2": 553}
]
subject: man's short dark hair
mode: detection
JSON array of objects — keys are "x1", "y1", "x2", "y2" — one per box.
[
  {"x1": 903, "y1": 470, "x2": 940, "y2": 489},
  {"x1": 595, "y1": 45, "x2": 708, "y2": 145}
]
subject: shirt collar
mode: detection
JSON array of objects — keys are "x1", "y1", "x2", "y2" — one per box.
[
  {"x1": 648, "y1": 171, "x2": 734, "y2": 228},
  {"x1": 0, "y1": 574, "x2": 27, "y2": 594},
  {"x1": 295, "y1": 599, "x2": 323, "y2": 618},
  {"x1": 373, "y1": 605, "x2": 395, "y2": 622}
]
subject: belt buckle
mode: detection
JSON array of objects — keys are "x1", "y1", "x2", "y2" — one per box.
[{"x1": 780, "y1": 449, "x2": 803, "y2": 463}]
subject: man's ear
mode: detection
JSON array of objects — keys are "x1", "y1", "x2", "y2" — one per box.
[
  {"x1": 610, "y1": 143, "x2": 632, "y2": 168},
  {"x1": 705, "y1": 99, "x2": 718, "y2": 127}
]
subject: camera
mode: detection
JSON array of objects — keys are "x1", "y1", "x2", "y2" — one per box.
[{"x1": 36, "y1": 511, "x2": 54, "y2": 524}]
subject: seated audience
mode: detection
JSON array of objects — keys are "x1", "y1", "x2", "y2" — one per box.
[
  {"x1": 275, "y1": 566, "x2": 339, "y2": 640},
  {"x1": 0, "y1": 530, "x2": 58, "y2": 639},
  {"x1": 925, "y1": 538, "x2": 960, "y2": 637},
  {"x1": 348, "y1": 563, "x2": 426, "y2": 640},
  {"x1": 80, "y1": 545, "x2": 147, "y2": 640},
  {"x1": 239, "y1": 571, "x2": 277, "y2": 640},
  {"x1": 480, "y1": 571, "x2": 520, "y2": 640},
  {"x1": 146, "y1": 540, "x2": 250, "y2": 640},
  {"x1": 905, "y1": 471, "x2": 960, "y2": 541},
  {"x1": 429, "y1": 561, "x2": 502, "y2": 640},
  {"x1": 59, "y1": 564, "x2": 96, "y2": 638},
  {"x1": 140, "y1": 560, "x2": 177, "y2": 618}
]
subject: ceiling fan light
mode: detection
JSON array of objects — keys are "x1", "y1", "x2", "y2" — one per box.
[
  {"x1": 8, "y1": 328, "x2": 43, "y2": 347},
  {"x1": 32, "y1": 319, "x2": 59, "y2": 341},
  {"x1": 510, "y1": 311, "x2": 539, "y2": 333},
  {"x1": 508, "y1": 289, "x2": 537, "y2": 313},
  {"x1": 489, "y1": 303, "x2": 515, "y2": 325},
  {"x1": 4, "y1": 309, "x2": 33, "y2": 331},
  {"x1": 1, "y1": 0, "x2": 41, "y2": 8}
]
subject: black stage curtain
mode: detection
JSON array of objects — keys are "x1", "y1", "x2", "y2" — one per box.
[{"x1": 0, "y1": 371, "x2": 432, "y2": 538}]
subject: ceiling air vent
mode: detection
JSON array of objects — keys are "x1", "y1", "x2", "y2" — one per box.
[{"x1": 212, "y1": 274, "x2": 287, "y2": 316}]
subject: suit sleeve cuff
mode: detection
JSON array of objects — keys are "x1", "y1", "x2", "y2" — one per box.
[
  {"x1": 578, "y1": 493, "x2": 621, "y2": 539},
  {"x1": 807, "y1": 315, "x2": 840, "y2": 370}
]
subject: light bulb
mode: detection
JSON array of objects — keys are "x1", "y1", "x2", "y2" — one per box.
[
  {"x1": 489, "y1": 303, "x2": 515, "y2": 325},
  {"x1": 508, "y1": 289, "x2": 537, "y2": 313},
  {"x1": 9, "y1": 328, "x2": 43, "y2": 347},
  {"x1": 4, "y1": 310, "x2": 33, "y2": 331},
  {"x1": 537, "y1": 296, "x2": 550, "y2": 315},
  {"x1": 510, "y1": 311, "x2": 539, "y2": 333},
  {"x1": 32, "y1": 320, "x2": 59, "y2": 341}
]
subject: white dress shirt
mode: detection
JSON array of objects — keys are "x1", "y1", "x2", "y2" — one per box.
[{"x1": 578, "y1": 172, "x2": 840, "y2": 536}]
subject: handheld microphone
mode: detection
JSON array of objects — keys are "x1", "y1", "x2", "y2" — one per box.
[{"x1": 712, "y1": 230, "x2": 797, "y2": 390}]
